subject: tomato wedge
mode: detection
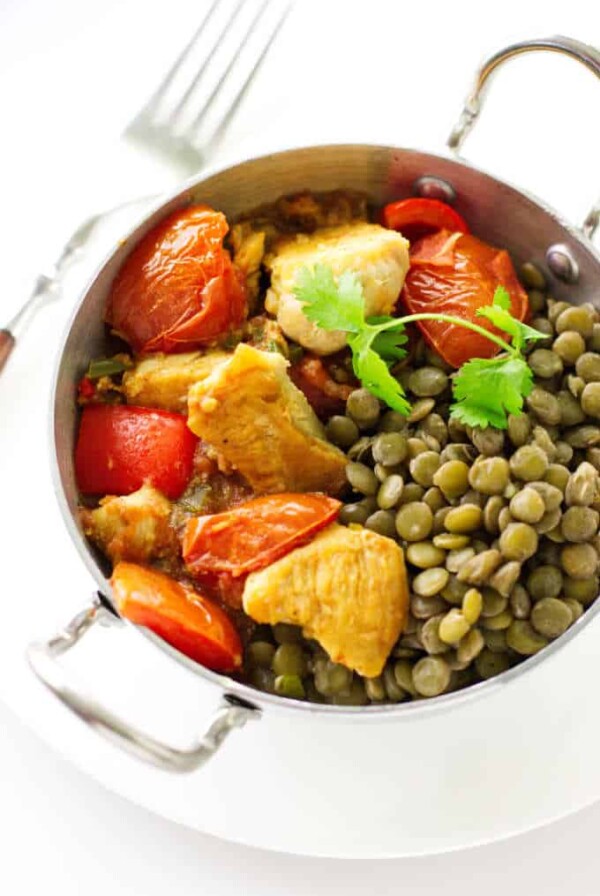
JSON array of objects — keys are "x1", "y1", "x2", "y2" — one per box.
[
  {"x1": 182, "y1": 493, "x2": 341, "y2": 578},
  {"x1": 75, "y1": 404, "x2": 197, "y2": 499},
  {"x1": 111, "y1": 562, "x2": 242, "y2": 672},
  {"x1": 106, "y1": 205, "x2": 247, "y2": 353},
  {"x1": 382, "y1": 198, "x2": 469, "y2": 242},
  {"x1": 289, "y1": 353, "x2": 354, "y2": 419},
  {"x1": 401, "y1": 230, "x2": 530, "y2": 368}
]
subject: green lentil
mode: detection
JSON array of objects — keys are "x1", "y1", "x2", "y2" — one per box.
[
  {"x1": 372, "y1": 432, "x2": 408, "y2": 466},
  {"x1": 565, "y1": 462, "x2": 598, "y2": 506},
  {"x1": 339, "y1": 503, "x2": 370, "y2": 526},
  {"x1": 412, "y1": 656, "x2": 451, "y2": 696},
  {"x1": 506, "y1": 620, "x2": 549, "y2": 655},
  {"x1": 526, "y1": 387, "x2": 561, "y2": 426},
  {"x1": 326, "y1": 415, "x2": 360, "y2": 448},
  {"x1": 462, "y1": 588, "x2": 483, "y2": 624},
  {"x1": 468, "y1": 457, "x2": 510, "y2": 496},
  {"x1": 413, "y1": 567, "x2": 450, "y2": 597},
  {"x1": 410, "y1": 451, "x2": 441, "y2": 487},
  {"x1": 526, "y1": 565, "x2": 563, "y2": 600},
  {"x1": 509, "y1": 584, "x2": 532, "y2": 620},
  {"x1": 510, "y1": 445, "x2": 549, "y2": 481},
  {"x1": 377, "y1": 474, "x2": 404, "y2": 510},
  {"x1": 272, "y1": 643, "x2": 308, "y2": 677},
  {"x1": 552, "y1": 331, "x2": 586, "y2": 365},
  {"x1": 408, "y1": 366, "x2": 449, "y2": 397},
  {"x1": 499, "y1": 522, "x2": 539, "y2": 561},
  {"x1": 561, "y1": 506, "x2": 599, "y2": 542},
  {"x1": 475, "y1": 649, "x2": 511, "y2": 679},
  {"x1": 346, "y1": 462, "x2": 379, "y2": 496},
  {"x1": 529, "y1": 349, "x2": 563, "y2": 378},
  {"x1": 530, "y1": 598, "x2": 572, "y2": 639},
  {"x1": 555, "y1": 305, "x2": 595, "y2": 338},
  {"x1": 507, "y1": 413, "x2": 532, "y2": 447},
  {"x1": 581, "y1": 383, "x2": 600, "y2": 419},
  {"x1": 560, "y1": 543, "x2": 598, "y2": 579},
  {"x1": 406, "y1": 541, "x2": 447, "y2": 569},
  {"x1": 444, "y1": 504, "x2": 483, "y2": 533},
  {"x1": 395, "y1": 502, "x2": 434, "y2": 541},
  {"x1": 365, "y1": 510, "x2": 397, "y2": 539},
  {"x1": 274, "y1": 675, "x2": 305, "y2": 699},
  {"x1": 247, "y1": 641, "x2": 276, "y2": 669},
  {"x1": 509, "y1": 487, "x2": 546, "y2": 523},
  {"x1": 346, "y1": 388, "x2": 380, "y2": 428},
  {"x1": 456, "y1": 549, "x2": 502, "y2": 585},
  {"x1": 576, "y1": 353, "x2": 600, "y2": 383},
  {"x1": 488, "y1": 561, "x2": 521, "y2": 598}
]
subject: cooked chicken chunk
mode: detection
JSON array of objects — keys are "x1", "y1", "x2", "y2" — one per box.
[
  {"x1": 265, "y1": 222, "x2": 410, "y2": 354},
  {"x1": 187, "y1": 344, "x2": 347, "y2": 495},
  {"x1": 230, "y1": 222, "x2": 266, "y2": 308},
  {"x1": 122, "y1": 351, "x2": 230, "y2": 413},
  {"x1": 80, "y1": 485, "x2": 175, "y2": 564},
  {"x1": 243, "y1": 524, "x2": 408, "y2": 677}
]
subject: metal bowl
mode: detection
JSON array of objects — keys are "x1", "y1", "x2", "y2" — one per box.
[{"x1": 29, "y1": 36, "x2": 600, "y2": 772}]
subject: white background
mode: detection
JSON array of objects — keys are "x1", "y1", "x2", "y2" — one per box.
[{"x1": 1, "y1": 0, "x2": 600, "y2": 892}]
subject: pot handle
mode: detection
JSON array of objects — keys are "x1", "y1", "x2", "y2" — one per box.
[
  {"x1": 27, "y1": 596, "x2": 260, "y2": 773},
  {"x1": 447, "y1": 35, "x2": 600, "y2": 240}
]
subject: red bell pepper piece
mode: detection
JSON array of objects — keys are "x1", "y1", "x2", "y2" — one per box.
[
  {"x1": 75, "y1": 404, "x2": 197, "y2": 499},
  {"x1": 111, "y1": 562, "x2": 242, "y2": 672},
  {"x1": 182, "y1": 493, "x2": 341, "y2": 578},
  {"x1": 401, "y1": 230, "x2": 530, "y2": 368},
  {"x1": 382, "y1": 197, "x2": 469, "y2": 242}
]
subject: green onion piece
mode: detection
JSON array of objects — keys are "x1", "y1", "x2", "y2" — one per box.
[
  {"x1": 274, "y1": 674, "x2": 305, "y2": 699},
  {"x1": 87, "y1": 358, "x2": 128, "y2": 380}
]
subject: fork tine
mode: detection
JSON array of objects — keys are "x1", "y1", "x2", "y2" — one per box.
[
  {"x1": 167, "y1": 0, "x2": 248, "y2": 126},
  {"x1": 189, "y1": 0, "x2": 273, "y2": 133},
  {"x1": 126, "y1": 0, "x2": 221, "y2": 132},
  {"x1": 203, "y1": 1, "x2": 293, "y2": 144}
]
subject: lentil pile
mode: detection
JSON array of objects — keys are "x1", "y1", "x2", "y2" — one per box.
[{"x1": 244, "y1": 266, "x2": 600, "y2": 705}]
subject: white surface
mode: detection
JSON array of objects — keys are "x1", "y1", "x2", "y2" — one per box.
[{"x1": 2, "y1": 0, "x2": 600, "y2": 888}]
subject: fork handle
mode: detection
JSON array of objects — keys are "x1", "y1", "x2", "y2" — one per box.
[{"x1": 0, "y1": 329, "x2": 15, "y2": 374}]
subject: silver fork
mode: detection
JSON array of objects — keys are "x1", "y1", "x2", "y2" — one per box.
[{"x1": 0, "y1": 0, "x2": 292, "y2": 374}]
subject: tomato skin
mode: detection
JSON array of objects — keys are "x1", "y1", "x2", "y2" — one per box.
[
  {"x1": 289, "y1": 354, "x2": 353, "y2": 419},
  {"x1": 182, "y1": 493, "x2": 341, "y2": 578},
  {"x1": 111, "y1": 562, "x2": 242, "y2": 672},
  {"x1": 75, "y1": 405, "x2": 197, "y2": 499},
  {"x1": 106, "y1": 205, "x2": 247, "y2": 353},
  {"x1": 401, "y1": 230, "x2": 530, "y2": 368},
  {"x1": 382, "y1": 198, "x2": 469, "y2": 242}
]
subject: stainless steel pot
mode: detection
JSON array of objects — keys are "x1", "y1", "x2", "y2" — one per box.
[{"x1": 28, "y1": 36, "x2": 600, "y2": 773}]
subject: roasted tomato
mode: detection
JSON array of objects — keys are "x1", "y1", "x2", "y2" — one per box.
[
  {"x1": 182, "y1": 493, "x2": 341, "y2": 578},
  {"x1": 401, "y1": 230, "x2": 529, "y2": 368},
  {"x1": 106, "y1": 205, "x2": 247, "y2": 353},
  {"x1": 75, "y1": 404, "x2": 197, "y2": 499},
  {"x1": 111, "y1": 562, "x2": 242, "y2": 672},
  {"x1": 289, "y1": 353, "x2": 354, "y2": 419},
  {"x1": 382, "y1": 198, "x2": 469, "y2": 242}
]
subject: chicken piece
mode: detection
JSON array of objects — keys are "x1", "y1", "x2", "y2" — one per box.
[
  {"x1": 243, "y1": 524, "x2": 408, "y2": 677},
  {"x1": 122, "y1": 350, "x2": 230, "y2": 413},
  {"x1": 229, "y1": 222, "x2": 266, "y2": 308},
  {"x1": 187, "y1": 343, "x2": 347, "y2": 495},
  {"x1": 265, "y1": 222, "x2": 410, "y2": 354},
  {"x1": 80, "y1": 484, "x2": 176, "y2": 564}
]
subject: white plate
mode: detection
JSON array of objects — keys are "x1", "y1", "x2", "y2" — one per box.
[{"x1": 3, "y1": 234, "x2": 600, "y2": 860}]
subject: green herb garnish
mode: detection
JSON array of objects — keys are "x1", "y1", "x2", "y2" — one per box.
[
  {"x1": 293, "y1": 267, "x2": 546, "y2": 428},
  {"x1": 87, "y1": 357, "x2": 130, "y2": 380}
]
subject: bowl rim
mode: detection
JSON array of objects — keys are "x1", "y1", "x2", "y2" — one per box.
[{"x1": 50, "y1": 139, "x2": 600, "y2": 721}]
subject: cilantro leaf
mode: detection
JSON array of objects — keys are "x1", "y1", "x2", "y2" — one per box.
[
  {"x1": 371, "y1": 327, "x2": 408, "y2": 362},
  {"x1": 349, "y1": 332, "x2": 411, "y2": 415},
  {"x1": 293, "y1": 265, "x2": 365, "y2": 333},
  {"x1": 477, "y1": 286, "x2": 546, "y2": 352},
  {"x1": 450, "y1": 356, "x2": 534, "y2": 429}
]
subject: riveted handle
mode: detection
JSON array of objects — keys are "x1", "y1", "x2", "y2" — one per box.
[
  {"x1": 27, "y1": 596, "x2": 260, "y2": 772},
  {"x1": 447, "y1": 35, "x2": 600, "y2": 239}
]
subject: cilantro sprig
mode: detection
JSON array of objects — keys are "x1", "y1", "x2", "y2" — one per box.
[{"x1": 293, "y1": 267, "x2": 546, "y2": 429}]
